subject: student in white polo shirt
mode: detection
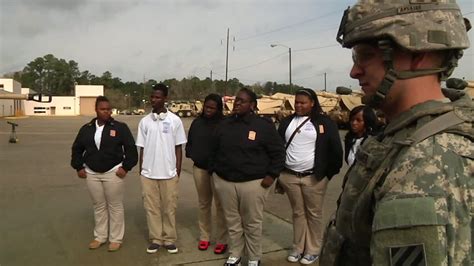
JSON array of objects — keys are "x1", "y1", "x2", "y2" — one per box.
[{"x1": 136, "y1": 83, "x2": 187, "y2": 255}]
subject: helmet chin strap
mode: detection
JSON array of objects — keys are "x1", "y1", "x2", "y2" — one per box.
[
  {"x1": 364, "y1": 40, "x2": 396, "y2": 107},
  {"x1": 365, "y1": 40, "x2": 459, "y2": 108}
]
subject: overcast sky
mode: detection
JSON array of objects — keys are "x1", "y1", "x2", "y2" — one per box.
[{"x1": 1, "y1": 0, "x2": 473, "y2": 91}]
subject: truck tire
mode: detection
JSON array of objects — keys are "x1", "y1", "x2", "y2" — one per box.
[
  {"x1": 177, "y1": 111, "x2": 184, "y2": 117},
  {"x1": 186, "y1": 111, "x2": 191, "y2": 117}
]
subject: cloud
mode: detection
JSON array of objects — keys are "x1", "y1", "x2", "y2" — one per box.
[{"x1": 0, "y1": 0, "x2": 473, "y2": 90}]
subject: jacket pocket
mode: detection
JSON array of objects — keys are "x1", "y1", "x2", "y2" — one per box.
[{"x1": 372, "y1": 196, "x2": 448, "y2": 266}]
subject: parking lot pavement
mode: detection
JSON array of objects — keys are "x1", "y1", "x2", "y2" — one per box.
[{"x1": 0, "y1": 115, "x2": 347, "y2": 266}]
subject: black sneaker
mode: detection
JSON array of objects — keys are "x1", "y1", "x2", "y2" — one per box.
[
  {"x1": 146, "y1": 243, "x2": 160, "y2": 254},
  {"x1": 164, "y1": 244, "x2": 178, "y2": 254}
]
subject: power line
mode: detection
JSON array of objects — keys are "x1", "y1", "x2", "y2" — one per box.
[
  {"x1": 229, "y1": 52, "x2": 287, "y2": 72},
  {"x1": 229, "y1": 44, "x2": 338, "y2": 73},
  {"x1": 293, "y1": 72, "x2": 325, "y2": 81},
  {"x1": 234, "y1": 9, "x2": 343, "y2": 42},
  {"x1": 294, "y1": 44, "x2": 339, "y2": 52}
]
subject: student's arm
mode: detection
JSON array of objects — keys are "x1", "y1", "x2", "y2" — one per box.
[
  {"x1": 119, "y1": 123, "x2": 139, "y2": 177},
  {"x1": 185, "y1": 120, "x2": 194, "y2": 158},
  {"x1": 71, "y1": 126, "x2": 87, "y2": 178},
  {"x1": 261, "y1": 121, "x2": 286, "y2": 188},
  {"x1": 139, "y1": 147, "x2": 143, "y2": 174},
  {"x1": 175, "y1": 145, "x2": 182, "y2": 177}
]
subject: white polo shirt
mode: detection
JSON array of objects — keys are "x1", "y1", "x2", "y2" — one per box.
[
  {"x1": 285, "y1": 116, "x2": 317, "y2": 172},
  {"x1": 136, "y1": 111, "x2": 187, "y2": 179}
]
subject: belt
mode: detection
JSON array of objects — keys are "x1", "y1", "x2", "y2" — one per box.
[{"x1": 284, "y1": 168, "x2": 314, "y2": 177}]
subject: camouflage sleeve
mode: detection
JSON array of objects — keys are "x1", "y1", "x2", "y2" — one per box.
[{"x1": 371, "y1": 133, "x2": 473, "y2": 266}]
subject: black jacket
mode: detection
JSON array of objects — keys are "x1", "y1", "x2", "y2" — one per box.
[
  {"x1": 185, "y1": 116, "x2": 222, "y2": 170},
  {"x1": 71, "y1": 118, "x2": 138, "y2": 173},
  {"x1": 209, "y1": 113, "x2": 285, "y2": 182},
  {"x1": 278, "y1": 114, "x2": 343, "y2": 180}
]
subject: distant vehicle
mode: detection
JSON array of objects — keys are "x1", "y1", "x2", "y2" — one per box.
[
  {"x1": 132, "y1": 109, "x2": 145, "y2": 115},
  {"x1": 119, "y1": 110, "x2": 132, "y2": 115},
  {"x1": 168, "y1": 101, "x2": 196, "y2": 117}
]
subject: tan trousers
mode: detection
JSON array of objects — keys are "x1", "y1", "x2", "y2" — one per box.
[
  {"x1": 141, "y1": 175, "x2": 179, "y2": 245},
  {"x1": 86, "y1": 171, "x2": 125, "y2": 243},
  {"x1": 278, "y1": 172, "x2": 328, "y2": 255},
  {"x1": 214, "y1": 175, "x2": 272, "y2": 261},
  {"x1": 193, "y1": 166, "x2": 227, "y2": 243}
]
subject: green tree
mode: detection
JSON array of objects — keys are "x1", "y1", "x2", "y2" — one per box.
[{"x1": 19, "y1": 54, "x2": 79, "y2": 95}]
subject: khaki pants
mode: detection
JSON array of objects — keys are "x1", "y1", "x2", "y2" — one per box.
[
  {"x1": 86, "y1": 171, "x2": 125, "y2": 243},
  {"x1": 141, "y1": 175, "x2": 179, "y2": 245},
  {"x1": 278, "y1": 172, "x2": 328, "y2": 255},
  {"x1": 214, "y1": 175, "x2": 271, "y2": 261},
  {"x1": 193, "y1": 166, "x2": 227, "y2": 243}
]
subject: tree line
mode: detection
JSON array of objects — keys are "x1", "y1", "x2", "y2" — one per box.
[{"x1": 5, "y1": 54, "x2": 305, "y2": 110}]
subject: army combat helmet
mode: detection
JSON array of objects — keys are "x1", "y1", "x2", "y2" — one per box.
[{"x1": 336, "y1": 0, "x2": 471, "y2": 107}]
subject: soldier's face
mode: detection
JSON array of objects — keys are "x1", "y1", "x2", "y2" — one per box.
[{"x1": 350, "y1": 43, "x2": 385, "y2": 100}]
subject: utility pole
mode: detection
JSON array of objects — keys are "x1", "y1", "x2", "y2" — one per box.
[
  {"x1": 210, "y1": 70, "x2": 213, "y2": 81},
  {"x1": 143, "y1": 75, "x2": 146, "y2": 109},
  {"x1": 324, "y1": 72, "x2": 327, "y2": 91},
  {"x1": 271, "y1": 44, "x2": 292, "y2": 92},
  {"x1": 289, "y1": 47, "x2": 292, "y2": 88},
  {"x1": 225, "y1": 28, "x2": 229, "y2": 96}
]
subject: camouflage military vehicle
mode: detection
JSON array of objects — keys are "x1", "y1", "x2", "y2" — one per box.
[
  {"x1": 257, "y1": 95, "x2": 294, "y2": 123},
  {"x1": 318, "y1": 88, "x2": 363, "y2": 128},
  {"x1": 168, "y1": 101, "x2": 199, "y2": 117},
  {"x1": 443, "y1": 78, "x2": 474, "y2": 100}
]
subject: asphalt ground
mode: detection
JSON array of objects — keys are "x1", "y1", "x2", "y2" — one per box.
[{"x1": 0, "y1": 115, "x2": 348, "y2": 266}]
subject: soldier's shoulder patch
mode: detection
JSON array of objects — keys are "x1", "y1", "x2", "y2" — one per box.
[{"x1": 389, "y1": 243, "x2": 426, "y2": 266}]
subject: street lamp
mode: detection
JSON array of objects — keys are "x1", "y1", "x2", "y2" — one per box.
[{"x1": 270, "y1": 44, "x2": 292, "y2": 88}]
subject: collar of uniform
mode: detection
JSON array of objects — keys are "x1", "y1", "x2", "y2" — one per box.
[
  {"x1": 231, "y1": 112, "x2": 255, "y2": 124},
  {"x1": 384, "y1": 100, "x2": 452, "y2": 136},
  {"x1": 88, "y1": 117, "x2": 115, "y2": 127}
]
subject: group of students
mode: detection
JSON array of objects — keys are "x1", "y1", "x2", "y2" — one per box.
[{"x1": 71, "y1": 84, "x2": 378, "y2": 266}]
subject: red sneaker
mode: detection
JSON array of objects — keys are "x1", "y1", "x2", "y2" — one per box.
[
  {"x1": 214, "y1": 243, "x2": 228, "y2": 254},
  {"x1": 198, "y1": 240, "x2": 210, "y2": 250}
]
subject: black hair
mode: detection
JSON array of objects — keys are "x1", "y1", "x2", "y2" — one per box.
[
  {"x1": 238, "y1": 87, "x2": 257, "y2": 103},
  {"x1": 152, "y1": 83, "x2": 169, "y2": 97},
  {"x1": 349, "y1": 105, "x2": 377, "y2": 134},
  {"x1": 295, "y1": 88, "x2": 323, "y2": 118},
  {"x1": 238, "y1": 87, "x2": 258, "y2": 110},
  {"x1": 95, "y1": 95, "x2": 109, "y2": 108},
  {"x1": 344, "y1": 105, "x2": 378, "y2": 163},
  {"x1": 202, "y1": 93, "x2": 224, "y2": 119}
]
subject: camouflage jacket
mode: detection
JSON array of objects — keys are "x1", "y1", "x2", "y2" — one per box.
[{"x1": 328, "y1": 95, "x2": 473, "y2": 266}]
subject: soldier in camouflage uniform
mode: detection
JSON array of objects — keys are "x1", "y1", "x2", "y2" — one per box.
[{"x1": 320, "y1": 0, "x2": 473, "y2": 265}]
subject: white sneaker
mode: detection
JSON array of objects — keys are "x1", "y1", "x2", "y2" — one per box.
[
  {"x1": 300, "y1": 254, "x2": 319, "y2": 265},
  {"x1": 224, "y1": 256, "x2": 241, "y2": 266},
  {"x1": 248, "y1": 260, "x2": 260, "y2": 266},
  {"x1": 287, "y1": 251, "x2": 302, "y2": 263}
]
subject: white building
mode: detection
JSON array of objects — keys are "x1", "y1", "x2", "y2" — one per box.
[
  {"x1": 75, "y1": 85, "x2": 104, "y2": 115},
  {"x1": 23, "y1": 85, "x2": 103, "y2": 116},
  {"x1": 0, "y1": 78, "x2": 24, "y2": 117}
]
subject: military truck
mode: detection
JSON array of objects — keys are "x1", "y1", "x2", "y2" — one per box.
[
  {"x1": 443, "y1": 78, "x2": 474, "y2": 100},
  {"x1": 168, "y1": 101, "x2": 197, "y2": 117}
]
